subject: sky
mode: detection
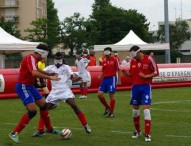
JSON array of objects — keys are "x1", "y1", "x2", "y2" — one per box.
[{"x1": 54, "y1": 0, "x2": 191, "y2": 31}]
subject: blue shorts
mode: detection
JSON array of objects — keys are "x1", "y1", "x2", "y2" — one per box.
[
  {"x1": 130, "y1": 84, "x2": 152, "y2": 106},
  {"x1": 98, "y1": 76, "x2": 117, "y2": 94},
  {"x1": 16, "y1": 83, "x2": 42, "y2": 106}
]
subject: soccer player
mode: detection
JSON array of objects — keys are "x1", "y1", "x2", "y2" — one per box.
[
  {"x1": 88, "y1": 50, "x2": 96, "y2": 66},
  {"x1": 9, "y1": 44, "x2": 61, "y2": 143},
  {"x1": 97, "y1": 47, "x2": 120, "y2": 118},
  {"x1": 34, "y1": 57, "x2": 49, "y2": 98},
  {"x1": 114, "y1": 51, "x2": 121, "y2": 65},
  {"x1": 32, "y1": 52, "x2": 91, "y2": 136},
  {"x1": 75, "y1": 51, "x2": 90, "y2": 99},
  {"x1": 122, "y1": 45, "x2": 159, "y2": 142}
]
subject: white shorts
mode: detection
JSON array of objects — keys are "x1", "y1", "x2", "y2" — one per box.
[
  {"x1": 78, "y1": 71, "x2": 90, "y2": 82},
  {"x1": 46, "y1": 89, "x2": 74, "y2": 106}
]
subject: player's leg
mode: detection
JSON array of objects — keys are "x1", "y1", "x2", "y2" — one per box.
[
  {"x1": 98, "y1": 79, "x2": 110, "y2": 115},
  {"x1": 9, "y1": 84, "x2": 38, "y2": 143},
  {"x1": 106, "y1": 76, "x2": 117, "y2": 118},
  {"x1": 35, "y1": 99, "x2": 61, "y2": 134},
  {"x1": 132, "y1": 105, "x2": 141, "y2": 138},
  {"x1": 83, "y1": 82, "x2": 88, "y2": 98},
  {"x1": 142, "y1": 84, "x2": 152, "y2": 142},
  {"x1": 66, "y1": 98, "x2": 91, "y2": 133},
  {"x1": 130, "y1": 85, "x2": 142, "y2": 139},
  {"x1": 79, "y1": 82, "x2": 84, "y2": 98}
]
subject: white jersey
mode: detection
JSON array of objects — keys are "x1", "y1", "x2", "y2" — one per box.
[
  {"x1": 44, "y1": 64, "x2": 73, "y2": 90},
  {"x1": 75, "y1": 58, "x2": 90, "y2": 74},
  {"x1": 121, "y1": 60, "x2": 130, "y2": 66}
]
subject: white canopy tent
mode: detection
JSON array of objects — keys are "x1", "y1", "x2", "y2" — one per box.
[
  {"x1": 0, "y1": 27, "x2": 39, "y2": 68},
  {"x1": 94, "y1": 30, "x2": 170, "y2": 51}
]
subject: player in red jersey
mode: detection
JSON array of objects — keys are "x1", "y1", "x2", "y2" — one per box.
[
  {"x1": 114, "y1": 51, "x2": 121, "y2": 65},
  {"x1": 9, "y1": 44, "x2": 61, "y2": 143},
  {"x1": 97, "y1": 47, "x2": 121, "y2": 118},
  {"x1": 122, "y1": 45, "x2": 159, "y2": 142},
  {"x1": 88, "y1": 50, "x2": 96, "y2": 66}
]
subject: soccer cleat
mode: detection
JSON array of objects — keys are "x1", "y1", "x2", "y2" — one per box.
[
  {"x1": 132, "y1": 131, "x2": 141, "y2": 139},
  {"x1": 145, "y1": 134, "x2": 151, "y2": 142},
  {"x1": 83, "y1": 96, "x2": 87, "y2": 98},
  {"x1": 84, "y1": 125, "x2": 91, "y2": 134},
  {"x1": 9, "y1": 132, "x2": 19, "y2": 143},
  {"x1": 78, "y1": 95, "x2": 85, "y2": 99},
  {"x1": 32, "y1": 131, "x2": 45, "y2": 137},
  {"x1": 103, "y1": 108, "x2": 110, "y2": 116},
  {"x1": 107, "y1": 112, "x2": 114, "y2": 118},
  {"x1": 45, "y1": 129, "x2": 61, "y2": 135}
]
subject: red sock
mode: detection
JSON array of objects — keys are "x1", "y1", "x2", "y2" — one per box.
[
  {"x1": 38, "y1": 117, "x2": 45, "y2": 132},
  {"x1": 133, "y1": 116, "x2": 141, "y2": 132},
  {"x1": 77, "y1": 112, "x2": 88, "y2": 126},
  {"x1": 40, "y1": 110, "x2": 53, "y2": 131},
  {"x1": 145, "y1": 120, "x2": 151, "y2": 135},
  {"x1": 80, "y1": 88, "x2": 83, "y2": 96},
  {"x1": 99, "y1": 97, "x2": 110, "y2": 109},
  {"x1": 110, "y1": 99, "x2": 115, "y2": 113},
  {"x1": 83, "y1": 87, "x2": 88, "y2": 96},
  {"x1": 12, "y1": 113, "x2": 31, "y2": 134}
]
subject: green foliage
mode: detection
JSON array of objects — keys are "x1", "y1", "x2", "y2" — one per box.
[
  {"x1": 60, "y1": 13, "x2": 87, "y2": 55},
  {"x1": 0, "y1": 17, "x2": 20, "y2": 38},
  {"x1": 24, "y1": 0, "x2": 60, "y2": 49},
  {"x1": 24, "y1": 18, "x2": 48, "y2": 42},
  {"x1": 158, "y1": 20, "x2": 190, "y2": 62},
  {"x1": 91, "y1": 0, "x2": 150, "y2": 44},
  {"x1": 1, "y1": 87, "x2": 191, "y2": 146}
]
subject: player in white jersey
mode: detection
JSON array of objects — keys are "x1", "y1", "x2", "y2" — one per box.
[
  {"x1": 75, "y1": 51, "x2": 90, "y2": 99},
  {"x1": 32, "y1": 52, "x2": 91, "y2": 137}
]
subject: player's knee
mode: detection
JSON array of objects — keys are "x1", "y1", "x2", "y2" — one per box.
[
  {"x1": 132, "y1": 109, "x2": 140, "y2": 117},
  {"x1": 143, "y1": 109, "x2": 151, "y2": 120},
  {"x1": 39, "y1": 103, "x2": 47, "y2": 110},
  {"x1": 27, "y1": 110, "x2": 37, "y2": 119}
]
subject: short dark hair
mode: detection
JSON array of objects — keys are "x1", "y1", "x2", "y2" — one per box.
[
  {"x1": 114, "y1": 51, "x2": 118, "y2": 53},
  {"x1": 104, "y1": 47, "x2": 112, "y2": 52},
  {"x1": 36, "y1": 44, "x2": 49, "y2": 51},
  {"x1": 130, "y1": 45, "x2": 140, "y2": 52},
  {"x1": 54, "y1": 52, "x2": 63, "y2": 59}
]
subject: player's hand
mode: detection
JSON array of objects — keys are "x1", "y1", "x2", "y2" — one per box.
[
  {"x1": 117, "y1": 80, "x2": 121, "y2": 85},
  {"x1": 98, "y1": 75, "x2": 102, "y2": 79},
  {"x1": 121, "y1": 69, "x2": 127, "y2": 74},
  {"x1": 49, "y1": 76, "x2": 60, "y2": 81},
  {"x1": 49, "y1": 72, "x2": 58, "y2": 76},
  {"x1": 37, "y1": 81, "x2": 41, "y2": 86},
  {"x1": 139, "y1": 72, "x2": 147, "y2": 79}
]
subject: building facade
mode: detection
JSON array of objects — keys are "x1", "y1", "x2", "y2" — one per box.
[{"x1": 0, "y1": 0, "x2": 47, "y2": 36}]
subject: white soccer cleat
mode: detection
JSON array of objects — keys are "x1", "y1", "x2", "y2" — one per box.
[
  {"x1": 132, "y1": 131, "x2": 141, "y2": 139},
  {"x1": 145, "y1": 134, "x2": 151, "y2": 142},
  {"x1": 78, "y1": 95, "x2": 85, "y2": 99}
]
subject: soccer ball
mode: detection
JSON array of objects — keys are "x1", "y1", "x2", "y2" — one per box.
[{"x1": 61, "y1": 129, "x2": 72, "y2": 140}]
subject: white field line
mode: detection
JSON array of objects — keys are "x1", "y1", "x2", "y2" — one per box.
[
  {"x1": 153, "y1": 100, "x2": 191, "y2": 105},
  {"x1": 1, "y1": 122, "x2": 191, "y2": 139}
]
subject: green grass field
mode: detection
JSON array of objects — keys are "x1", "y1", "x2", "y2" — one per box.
[{"x1": 1, "y1": 87, "x2": 191, "y2": 146}]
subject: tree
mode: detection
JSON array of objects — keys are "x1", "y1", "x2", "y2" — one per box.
[
  {"x1": 24, "y1": 18, "x2": 48, "y2": 42},
  {"x1": 60, "y1": 13, "x2": 87, "y2": 56},
  {"x1": 0, "y1": 17, "x2": 20, "y2": 38},
  {"x1": 91, "y1": 0, "x2": 150, "y2": 44},
  {"x1": 24, "y1": 0, "x2": 60, "y2": 49},
  {"x1": 158, "y1": 20, "x2": 191, "y2": 62}
]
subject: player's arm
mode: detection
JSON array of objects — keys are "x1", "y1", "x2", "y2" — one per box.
[
  {"x1": 139, "y1": 56, "x2": 159, "y2": 79},
  {"x1": 32, "y1": 70, "x2": 60, "y2": 81}
]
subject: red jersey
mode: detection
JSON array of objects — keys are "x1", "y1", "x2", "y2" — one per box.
[
  {"x1": 102, "y1": 56, "x2": 119, "y2": 77},
  {"x1": 114, "y1": 56, "x2": 121, "y2": 65},
  {"x1": 129, "y1": 55, "x2": 159, "y2": 85},
  {"x1": 88, "y1": 55, "x2": 96, "y2": 66},
  {"x1": 18, "y1": 54, "x2": 38, "y2": 85}
]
